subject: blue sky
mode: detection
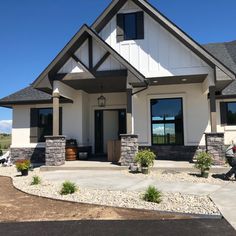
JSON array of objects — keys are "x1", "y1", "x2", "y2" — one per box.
[{"x1": 0, "y1": 0, "x2": 236, "y2": 133}]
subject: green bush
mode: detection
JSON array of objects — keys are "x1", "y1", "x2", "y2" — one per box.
[
  {"x1": 31, "y1": 176, "x2": 41, "y2": 185},
  {"x1": 60, "y1": 181, "x2": 78, "y2": 195},
  {"x1": 15, "y1": 160, "x2": 31, "y2": 171},
  {"x1": 135, "y1": 149, "x2": 156, "y2": 168},
  {"x1": 195, "y1": 151, "x2": 213, "y2": 173},
  {"x1": 143, "y1": 186, "x2": 162, "y2": 204},
  {"x1": 0, "y1": 149, "x2": 2, "y2": 156}
]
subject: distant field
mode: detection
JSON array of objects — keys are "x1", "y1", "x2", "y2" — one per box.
[{"x1": 0, "y1": 134, "x2": 11, "y2": 150}]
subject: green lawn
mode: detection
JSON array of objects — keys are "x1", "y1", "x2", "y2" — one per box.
[{"x1": 0, "y1": 134, "x2": 11, "y2": 150}]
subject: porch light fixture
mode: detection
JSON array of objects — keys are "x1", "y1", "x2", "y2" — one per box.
[{"x1": 98, "y1": 94, "x2": 106, "y2": 107}]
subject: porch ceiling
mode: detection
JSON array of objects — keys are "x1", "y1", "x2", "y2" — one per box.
[
  {"x1": 131, "y1": 74, "x2": 208, "y2": 87},
  {"x1": 61, "y1": 76, "x2": 127, "y2": 93}
]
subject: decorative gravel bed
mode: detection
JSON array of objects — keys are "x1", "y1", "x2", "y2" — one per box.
[
  {"x1": 124, "y1": 169, "x2": 235, "y2": 185},
  {"x1": 0, "y1": 166, "x2": 221, "y2": 216}
]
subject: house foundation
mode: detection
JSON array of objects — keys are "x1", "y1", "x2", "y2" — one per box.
[
  {"x1": 120, "y1": 134, "x2": 139, "y2": 166},
  {"x1": 205, "y1": 133, "x2": 225, "y2": 165},
  {"x1": 45, "y1": 136, "x2": 66, "y2": 166},
  {"x1": 10, "y1": 147, "x2": 45, "y2": 163}
]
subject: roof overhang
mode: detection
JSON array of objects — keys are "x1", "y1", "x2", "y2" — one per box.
[
  {"x1": 131, "y1": 74, "x2": 208, "y2": 87},
  {"x1": 0, "y1": 97, "x2": 73, "y2": 109}
]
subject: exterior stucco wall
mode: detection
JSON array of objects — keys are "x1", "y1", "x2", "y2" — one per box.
[
  {"x1": 133, "y1": 83, "x2": 211, "y2": 146},
  {"x1": 11, "y1": 86, "x2": 236, "y2": 151},
  {"x1": 11, "y1": 92, "x2": 127, "y2": 151}
]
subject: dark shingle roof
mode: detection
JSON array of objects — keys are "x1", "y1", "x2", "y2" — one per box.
[
  {"x1": 0, "y1": 86, "x2": 52, "y2": 107},
  {"x1": 204, "y1": 40, "x2": 236, "y2": 95}
]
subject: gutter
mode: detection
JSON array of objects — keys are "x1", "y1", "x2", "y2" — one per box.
[{"x1": 132, "y1": 79, "x2": 149, "y2": 96}]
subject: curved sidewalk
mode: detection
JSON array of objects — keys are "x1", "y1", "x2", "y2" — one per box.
[{"x1": 42, "y1": 169, "x2": 236, "y2": 230}]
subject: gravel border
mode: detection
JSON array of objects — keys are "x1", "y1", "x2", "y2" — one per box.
[
  {"x1": 0, "y1": 166, "x2": 221, "y2": 216},
  {"x1": 123, "y1": 169, "x2": 236, "y2": 184}
]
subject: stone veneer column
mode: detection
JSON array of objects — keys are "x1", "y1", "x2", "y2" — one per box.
[
  {"x1": 205, "y1": 133, "x2": 225, "y2": 165},
  {"x1": 120, "y1": 134, "x2": 139, "y2": 166},
  {"x1": 45, "y1": 136, "x2": 66, "y2": 166}
]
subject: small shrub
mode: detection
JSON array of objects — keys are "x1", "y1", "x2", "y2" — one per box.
[
  {"x1": 135, "y1": 149, "x2": 156, "y2": 168},
  {"x1": 143, "y1": 186, "x2": 162, "y2": 204},
  {"x1": 0, "y1": 149, "x2": 2, "y2": 156},
  {"x1": 31, "y1": 176, "x2": 41, "y2": 185},
  {"x1": 15, "y1": 159, "x2": 31, "y2": 171},
  {"x1": 60, "y1": 181, "x2": 77, "y2": 195},
  {"x1": 195, "y1": 151, "x2": 213, "y2": 173}
]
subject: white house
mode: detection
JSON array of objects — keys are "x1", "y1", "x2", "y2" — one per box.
[{"x1": 1, "y1": 0, "x2": 236, "y2": 165}]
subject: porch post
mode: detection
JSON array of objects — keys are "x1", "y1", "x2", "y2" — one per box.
[
  {"x1": 126, "y1": 89, "x2": 133, "y2": 134},
  {"x1": 53, "y1": 91, "x2": 60, "y2": 136},
  {"x1": 209, "y1": 86, "x2": 217, "y2": 133}
]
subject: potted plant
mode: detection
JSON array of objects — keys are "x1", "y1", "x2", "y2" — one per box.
[
  {"x1": 15, "y1": 159, "x2": 31, "y2": 176},
  {"x1": 135, "y1": 149, "x2": 156, "y2": 174},
  {"x1": 195, "y1": 151, "x2": 213, "y2": 178}
]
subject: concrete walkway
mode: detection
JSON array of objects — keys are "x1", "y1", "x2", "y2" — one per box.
[
  {"x1": 42, "y1": 169, "x2": 236, "y2": 230},
  {"x1": 40, "y1": 160, "x2": 230, "y2": 173},
  {"x1": 211, "y1": 182, "x2": 236, "y2": 229},
  {"x1": 42, "y1": 170, "x2": 222, "y2": 195}
]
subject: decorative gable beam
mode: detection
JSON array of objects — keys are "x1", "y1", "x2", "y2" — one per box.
[
  {"x1": 33, "y1": 24, "x2": 145, "y2": 90},
  {"x1": 88, "y1": 36, "x2": 93, "y2": 69},
  {"x1": 93, "y1": 52, "x2": 111, "y2": 71},
  {"x1": 71, "y1": 54, "x2": 91, "y2": 73}
]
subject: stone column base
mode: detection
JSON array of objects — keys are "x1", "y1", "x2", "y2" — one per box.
[
  {"x1": 205, "y1": 133, "x2": 225, "y2": 165},
  {"x1": 45, "y1": 136, "x2": 66, "y2": 166},
  {"x1": 120, "y1": 134, "x2": 139, "y2": 166}
]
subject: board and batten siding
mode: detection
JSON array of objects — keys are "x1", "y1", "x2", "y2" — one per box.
[{"x1": 99, "y1": 0, "x2": 211, "y2": 78}]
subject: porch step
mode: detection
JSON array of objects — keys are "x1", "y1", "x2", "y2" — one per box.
[
  {"x1": 40, "y1": 166, "x2": 128, "y2": 172},
  {"x1": 40, "y1": 165, "x2": 229, "y2": 174}
]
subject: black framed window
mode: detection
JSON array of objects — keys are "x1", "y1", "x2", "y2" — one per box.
[
  {"x1": 226, "y1": 102, "x2": 236, "y2": 125},
  {"x1": 117, "y1": 12, "x2": 144, "y2": 42},
  {"x1": 124, "y1": 13, "x2": 137, "y2": 40},
  {"x1": 38, "y1": 108, "x2": 53, "y2": 142},
  {"x1": 151, "y1": 98, "x2": 184, "y2": 145}
]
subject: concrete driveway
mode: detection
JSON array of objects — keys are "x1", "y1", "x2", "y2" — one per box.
[{"x1": 42, "y1": 170, "x2": 223, "y2": 195}]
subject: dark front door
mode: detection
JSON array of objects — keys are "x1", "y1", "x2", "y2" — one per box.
[
  {"x1": 118, "y1": 109, "x2": 127, "y2": 136},
  {"x1": 95, "y1": 110, "x2": 103, "y2": 154},
  {"x1": 95, "y1": 109, "x2": 126, "y2": 154}
]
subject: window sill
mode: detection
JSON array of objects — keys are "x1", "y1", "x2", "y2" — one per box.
[{"x1": 224, "y1": 126, "x2": 236, "y2": 131}]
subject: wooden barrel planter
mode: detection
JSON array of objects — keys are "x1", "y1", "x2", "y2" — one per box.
[{"x1": 66, "y1": 139, "x2": 78, "y2": 161}]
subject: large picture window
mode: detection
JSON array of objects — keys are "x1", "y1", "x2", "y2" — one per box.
[
  {"x1": 151, "y1": 98, "x2": 184, "y2": 145},
  {"x1": 30, "y1": 107, "x2": 62, "y2": 143},
  {"x1": 226, "y1": 102, "x2": 236, "y2": 125}
]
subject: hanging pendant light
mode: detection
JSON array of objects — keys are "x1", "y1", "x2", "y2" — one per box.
[
  {"x1": 97, "y1": 85, "x2": 106, "y2": 107},
  {"x1": 97, "y1": 95, "x2": 106, "y2": 107}
]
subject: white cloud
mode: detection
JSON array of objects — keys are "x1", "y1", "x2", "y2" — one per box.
[{"x1": 0, "y1": 120, "x2": 12, "y2": 134}]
